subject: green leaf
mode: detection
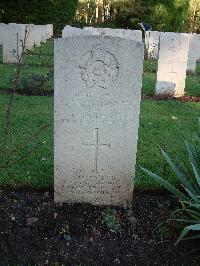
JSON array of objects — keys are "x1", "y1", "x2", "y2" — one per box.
[
  {"x1": 170, "y1": 208, "x2": 184, "y2": 217},
  {"x1": 183, "y1": 187, "x2": 200, "y2": 204},
  {"x1": 161, "y1": 149, "x2": 198, "y2": 195},
  {"x1": 175, "y1": 224, "x2": 200, "y2": 245},
  {"x1": 185, "y1": 141, "x2": 200, "y2": 187},
  {"x1": 183, "y1": 209, "x2": 200, "y2": 220},
  {"x1": 171, "y1": 207, "x2": 200, "y2": 221},
  {"x1": 170, "y1": 218, "x2": 200, "y2": 224},
  {"x1": 188, "y1": 204, "x2": 200, "y2": 210},
  {"x1": 141, "y1": 167, "x2": 189, "y2": 201}
]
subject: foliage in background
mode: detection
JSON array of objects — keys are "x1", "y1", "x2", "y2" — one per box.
[
  {"x1": 75, "y1": 0, "x2": 200, "y2": 33},
  {"x1": 148, "y1": 0, "x2": 188, "y2": 32},
  {"x1": 0, "y1": 0, "x2": 79, "y2": 33},
  {"x1": 187, "y1": 0, "x2": 200, "y2": 32},
  {"x1": 0, "y1": 0, "x2": 199, "y2": 33},
  {"x1": 141, "y1": 120, "x2": 200, "y2": 245}
]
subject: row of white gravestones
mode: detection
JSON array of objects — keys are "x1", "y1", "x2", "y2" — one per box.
[
  {"x1": 67, "y1": 26, "x2": 199, "y2": 97},
  {"x1": 145, "y1": 31, "x2": 200, "y2": 96},
  {"x1": 54, "y1": 35, "x2": 144, "y2": 206},
  {"x1": 62, "y1": 25, "x2": 142, "y2": 42},
  {"x1": 1, "y1": 23, "x2": 53, "y2": 63},
  {"x1": 146, "y1": 31, "x2": 200, "y2": 70}
]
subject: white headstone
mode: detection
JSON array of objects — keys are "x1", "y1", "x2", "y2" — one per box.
[
  {"x1": 24, "y1": 24, "x2": 35, "y2": 50},
  {"x1": 3, "y1": 24, "x2": 26, "y2": 63},
  {"x1": 54, "y1": 36, "x2": 144, "y2": 206},
  {"x1": 30, "y1": 25, "x2": 43, "y2": 47},
  {"x1": 187, "y1": 33, "x2": 200, "y2": 73},
  {"x1": 0, "y1": 23, "x2": 7, "y2": 45},
  {"x1": 145, "y1": 31, "x2": 150, "y2": 49},
  {"x1": 40, "y1": 25, "x2": 49, "y2": 43},
  {"x1": 47, "y1": 24, "x2": 53, "y2": 38},
  {"x1": 148, "y1": 31, "x2": 160, "y2": 59},
  {"x1": 30, "y1": 25, "x2": 50, "y2": 46},
  {"x1": 84, "y1": 27, "x2": 142, "y2": 42},
  {"x1": 8, "y1": 23, "x2": 37, "y2": 50},
  {"x1": 62, "y1": 25, "x2": 92, "y2": 38},
  {"x1": 156, "y1": 32, "x2": 191, "y2": 97}
]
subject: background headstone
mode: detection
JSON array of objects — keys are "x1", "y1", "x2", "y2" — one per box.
[
  {"x1": 24, "y1": 24, "x2": 35, "y2": 50},
  {"x1": 47, "y1": 24, "x2": 53, "y2": 38},
  {"x1": 31, "y1": 25, "x2": 44, "y2": 46},
  {"x1": 148, "y1": 31, "x2": 160, "y2": 59},
  {"x1": 54, "y1": 36, "x2": 144, "y2": 206},
  {"x1": 0, "y1": 23, "x2": 7, "y2": 45},
  {"x1": 84, "y1": 27, "x2": 142, "y2": 42},
  {"x1": 145, "y1": 31, "x2": 150, "y2": 49},
  {"x1": 62, "y1": 25, "x2": 92, "y2": 38},
  {"x1": 3, "y1": 24, "x2": 26, "y2": 63},
  {"x1": 156, "y1": 32, "x2": 191, "y2": 97},
  {"x1": 187, "y1": 33, "x2": 200, "y2": 73},
  {"x1": 62, "y1": 26, "x2": 142, "y2": 42},
  {"x1": 32, "y1": 25, "x2": 52, "y2": 44}
]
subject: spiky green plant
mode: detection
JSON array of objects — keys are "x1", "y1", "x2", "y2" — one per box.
[{"x1": 141, "y1": 121, "x2": 200, "y2": 245}]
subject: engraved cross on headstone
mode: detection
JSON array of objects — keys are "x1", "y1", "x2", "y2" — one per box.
[
  {"x1": 169, "y1": 66, "x2": 177, "y2": 82},
  {"x1": 82, "y1": 128, "x2": 110, "y2": 173}
]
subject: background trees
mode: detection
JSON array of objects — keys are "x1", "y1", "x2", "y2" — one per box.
[
  {"x1": 0, "y1": 0, "x2": 79, "y2": 32},
  {"x1": 75, "y1": 0, "x2": 200, "y2": 33},
  {"x1": 0, "y1": 0, "x2": 199, "y2": 33}
]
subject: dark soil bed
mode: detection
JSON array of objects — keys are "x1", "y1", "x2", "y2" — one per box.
[{"x1": 0, "y1": 189, "x2": 199, "y2": 265}]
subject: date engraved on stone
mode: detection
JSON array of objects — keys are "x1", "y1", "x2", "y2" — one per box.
[{"x1": 79, "y1": 44, "x2": 119, "y2": 89}]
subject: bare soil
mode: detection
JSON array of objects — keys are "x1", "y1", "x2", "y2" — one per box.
[{"x1": 0, "y1": 189, "x2": 199, "y2": 265}]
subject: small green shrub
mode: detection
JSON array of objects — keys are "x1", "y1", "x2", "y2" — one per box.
[
  {"x1": 102, "y1": 209, "x2": 121, "y2": 233},
  {"x1": 10, "y1": 70, "x2": 53, "y2": 95},
  {"x1": 141, "y1": 120, "x2": 200, "y2": 245}
]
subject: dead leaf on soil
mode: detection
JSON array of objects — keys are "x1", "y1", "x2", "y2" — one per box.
[{"x1": 27, "y1": 217, "x2": 38, "y2": 226}]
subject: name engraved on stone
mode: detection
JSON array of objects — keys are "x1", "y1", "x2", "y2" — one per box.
[{"x1": 79, "y1": 44, "x2": 119, "y2": 89}]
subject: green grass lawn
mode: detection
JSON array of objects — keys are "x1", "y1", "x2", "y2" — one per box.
[
  {"x1": 142, "y1": 71, "x2": 200, "y2": 97},
  {"x1": 0, "y1": 40, "x2": 200, "y2": 189},
  {"x1": 0, "y1": 95, "x2": 199, "y2": 189},
  {"x1": 0, "y1": 95, "x2": 53, "y2": 187}
]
